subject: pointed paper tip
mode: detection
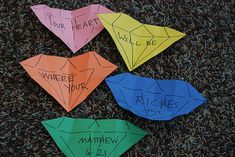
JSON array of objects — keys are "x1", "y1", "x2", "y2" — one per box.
[
  {"x1": 30, "y1": 5, "x2": 37, "y2": 10},
  {"x1": 41, "y1": 120, "x2": 46, "y2": 125},
  {"x1": 97, "y1": 13, "x2": 104, "y2": 19},
  {"x1": 97, "y1": 13, "x2": 110, "y2": 17},
  {"x1": 20, "y1": 54, "x2": 43, "y2": 67},
  {"x1": 179, "y1": 32, "x2": 186, "y2": 37},
  {"x1": 30, "y1": 4, "x2": 45, "y2": 11},
  {"x1": 41, "y1": 120, "x2": 51, "y2": 129},
  {"x1": 90, "y1": 51, "x2": 118, "y2": 71},
  {"x1": 186, "y1": 82, "x2": 206, "y2": 102},
  {"x1": 141, "y1": 130, "x2": 148, "y2": 136},
  {"x1": 66, "y1": 107, "x2": 72, "y2": 112},
  {"x1": 203, "y1": 98, "x2": 207, "y2": 105},
  {"x1": 130, "y1": 67, "x2": 137, "y2": 71},
  {"x1": 127, "y1": 66, "x2": 134, "y2": 71},
  {"x1": 97, "y1": 13, "x2": 106, "y2": 22},
  {"x1": 97, "y1": 13, "x2": 123, "y2": 25},
  {"x1": 165, "y1": 27, "x2": 186, "y2": 37},
  {"x1": 114, "y1": 64, "x2": 118, "y2": 70},
  {"x1": 71, "y1": 48, "x2": 77, "y2": 53},
  {"x1": 42, "y1": 117, "x2": 67, "y2": 127},
  {"x1": 105, "y1": 73, "x2": 128, "y2": 84},
  {"x1": 128, "y1": 121, "x2": 148, "y2": 136},
  {"x1": 97, "y1": 13, "x2": 102, "y2": 17}
]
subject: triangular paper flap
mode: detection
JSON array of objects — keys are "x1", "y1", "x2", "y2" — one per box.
[
  {"x1": 105, "y1": 72, "x2": 129, "y2": 84},
  {"x1": 42, "y1": 117, "x2": 147, "y2": 157},
  {"x1": 21, "y1": 51, "x2": 117, "y2": 112},
  {"x1": 97, "y1": 13, "x2": 123, "y2": 25},
  {"x1": 98, "y1": 13, "x2": 186, "y2": 71},
  {"x1": 131, "y1": 25, "x2": 153, "y2": 37},
  {"x1": 112, "y1": 13, "x2": 141, "y2": 31},
  {"x1": 106, "y1": 73, "x2": 153, "y2": 90},
  {"x1": 106, "y1": 73, "x2": 206, "y2": 120},
  {"x1": 20, "y1": 54, "x2": 43, "y2": 67},
  {"x1": 31, "y1": 4, "x2": 113, "y2": 53}
]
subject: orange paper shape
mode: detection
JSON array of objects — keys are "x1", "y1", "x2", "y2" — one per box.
[{"x1": 20, "y1": 51, "x2": 117, "y2": 112}]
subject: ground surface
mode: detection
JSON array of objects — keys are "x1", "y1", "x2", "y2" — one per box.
[{"x1": 0, "y1": 0, "x2": 234, "y2": 156}]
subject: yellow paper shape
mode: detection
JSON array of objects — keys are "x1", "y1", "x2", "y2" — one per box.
[{"x1": 98, "y1": 13, "x2": 186, "y2": 71}]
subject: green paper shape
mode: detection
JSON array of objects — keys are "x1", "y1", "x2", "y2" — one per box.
[{"x1": 42, "y1": 117, "x2": 147, "y2": 157}]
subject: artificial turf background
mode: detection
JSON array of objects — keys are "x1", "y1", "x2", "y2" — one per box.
[{"x1": 0, "y1": 0, "x2": 234, "y2": 156}]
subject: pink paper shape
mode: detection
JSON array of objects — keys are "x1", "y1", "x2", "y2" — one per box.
[{"x1": 31, "y1": 4, "x2": 113, "y2": 53}]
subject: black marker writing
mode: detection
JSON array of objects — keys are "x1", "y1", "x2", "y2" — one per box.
[
  {"x1": 136, "y1": 96, "x2": 144, "y2": 104},
  {"x1": 146, "y1": 40, "x2": 157, "y2": 45},
  {"x1": 78, "y1": 136, "x2": 118, "y2": 144},
  {"x1": 145, "y1": 108, "x2": 160, "y2": 114},
  {"x1": 96, "y1": 149, "x2": 106, "y2": 157},
  {"x1": 46, "y1": 13, "x2": 52, "y2": 26},
  {"x1": 72, "y1": 18, "x2": 99, "y2": 30},
  {"x1": 86, "y1": 148, "x2": 107, "y2": 157},
  {"x1": 117, "y1": 32, "x2": 158, "y2": 46},
  {"x1": 160, "y1": 97, "x2": 178, "y2": 109},
  {"x1": 46, "y1": 13, "x2": 65, "y2": 29},
  {"x1": 117, "y1": 32, "x2": 140, "y2": 46},
  {"x1": 135, "y1": 95, "x2": 178, "y2": 114},
  {"x1": 64, "y1": 83, "x2": 88, "y2": 93},
  {"x1": 40, "y1": 72, "x2": 75, "y2": 82}
]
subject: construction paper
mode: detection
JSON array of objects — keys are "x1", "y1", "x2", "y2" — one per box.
[
  {"x1": 98, "y1": 13, "x2": 186, "y2": 71},
  {"x1": 106, "y1": 73, "x2": 206, "y2": 120},
  {"x1": 42, "y1": 117, "x2": 147, "y2": 157},
  {"x1": 20, "y1": 51, "x2": 117, "y2": 112},
  {"x1": 31, "y1": 4, "x2": 113, "y2": 53}
]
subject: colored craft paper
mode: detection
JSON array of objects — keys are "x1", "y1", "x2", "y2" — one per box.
[
  {"x1": 31, "y1": 4, "x2": 113, "y2": 53},
  {"x1": 42, "y1": 117, "x2": 147, "y2": 157},
  {"x1": 106, "y1": 73, "x2": 206, "y2": 120},
  {"x1": 98, "y1": 13, "x2": 186, "y2": 71},
  {"x1": 20, "y1": 51, "x2": 117, "y2": 112}
]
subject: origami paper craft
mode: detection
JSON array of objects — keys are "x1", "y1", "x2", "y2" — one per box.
[
  {"x1": 20, "y1": 51, "x2": 117, "y2": 112},
  {"x1": 98, "y1": 13, "x2": 186, "y2": 71},
  {"x1": 31, "y1": 4, "x2": 113, "y2": 53},
  {"x1": 106, "y1": 73, "x2": 206, "y2": 120},
  {"x1": 42, "y1": 117, "x2": 147, "y2": 157}
]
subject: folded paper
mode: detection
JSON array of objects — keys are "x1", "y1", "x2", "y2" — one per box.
[
  {"x1": 42, "y1": 117, "x2": 147, "y2": 157},
  {"x1": 31, "y1": 4, "x2": 113, "y2": 53},
  {"x1": 98, "y1": 13, "x2": 186, "y2": 71},
  {"x1": 21, "y1": 51, "x2": 117, "y2": 112},
  {"x1": 106, "y1": 73, "x2": 206, "y2": 120}
]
